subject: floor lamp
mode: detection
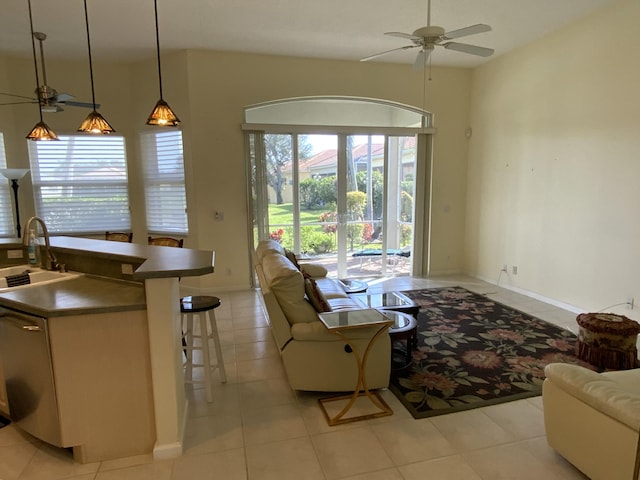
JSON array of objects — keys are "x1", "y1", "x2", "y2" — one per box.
[{"x1": 0, "y1": 169, "x2": 30, "y2": 238}]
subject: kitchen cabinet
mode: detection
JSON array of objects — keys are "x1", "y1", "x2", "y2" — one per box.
[
  {"x1": 0, "y1": 355, "x2": 8, "y2": 417},
  {"x1": 0, "y1": 307, "x2": 154, "y2": 463}
]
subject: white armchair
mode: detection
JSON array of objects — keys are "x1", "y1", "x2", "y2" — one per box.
[{"x1": 542, "y1": 363, "x2": 640, "y2": 480}]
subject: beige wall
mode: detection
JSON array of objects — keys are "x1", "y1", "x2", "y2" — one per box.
[
  {"x1": 184, "y1": 51, "x2": 471, "y2": 288},
  {"x1": 0, "y1": 48, "x2": 472, "y2": 290},
  {"x1": 466, "y1": 0, "x2": 639, "y2": 317}
]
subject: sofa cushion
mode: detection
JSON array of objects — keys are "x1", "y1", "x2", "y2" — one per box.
[
  {"x1": 256, "y1": 239, "x2": 285, "y2": 262},
  {"x1": 314, "y1": 277, "x2": 348, "y2": 299},
  {"x1": 261, "y1": 253, "x2": 318, "y2": 325},
  {"x1": 304, "y1": 277, "x2": 332, "y2": 312},
  {"x1": 327, "y1": 297, "x2": 363, "y2": 311}
]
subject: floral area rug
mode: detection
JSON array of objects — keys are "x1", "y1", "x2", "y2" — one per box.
[{"x1": 389, "y1": 286, "x2": 594, "y2": 419}]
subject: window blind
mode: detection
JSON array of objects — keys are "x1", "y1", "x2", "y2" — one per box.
[
  {"x1": 28, "y1": 135, "x2": 131, "y2": 234},
  {"x1": 0, "y1": 133, "x2": 16, "y2": 237},
  {"x1": 140, "y1": 130, "x2": 188, "y2": 234}
]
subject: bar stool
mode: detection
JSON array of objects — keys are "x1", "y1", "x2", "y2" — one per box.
[{"x1": 180, "y1": 295, "x2": 227, "y2": 402}]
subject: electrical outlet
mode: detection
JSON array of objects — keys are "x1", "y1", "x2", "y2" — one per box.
[
  {"x1": 7, "y1": 249, "x2": 24, "y2": 259},
  {"x1": 214, "y1": 211, "x2": 224, "y2": 222},
  {"x1": 512, "y1": 266, "x2": 518, "y2": 275},
  {"x1": 502, "y1": 264, "x2": 508, "y2": 272}
]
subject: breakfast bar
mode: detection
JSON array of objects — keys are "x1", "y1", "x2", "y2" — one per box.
[{"x1": 0, "y1": 237, "x2": 215, "y2": 462}]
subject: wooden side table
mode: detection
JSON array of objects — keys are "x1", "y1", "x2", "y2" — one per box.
[{"x1": 317, "y1": 309, "x2": 393, "y2": 426}]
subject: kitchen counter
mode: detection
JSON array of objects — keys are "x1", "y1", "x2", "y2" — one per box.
[
  {"x1": 47, "y1": 236, "x2": 214, "y2": 279},
  {"x1": 0, "y1": 275, "x2": 146, "y2": 318},
  {"x1": 0, "y1": 236, "x2": 216, "y2": 460}
]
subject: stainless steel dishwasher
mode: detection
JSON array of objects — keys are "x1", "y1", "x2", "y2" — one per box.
[{"x1": 0, "y1": 306, "x2": 63, "y2": 446}]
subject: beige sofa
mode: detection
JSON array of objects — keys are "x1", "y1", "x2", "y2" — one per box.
[
  {"x1": 254, "y1": 240, "x2": 391, "y2": 392},
  {"x1": 542, "y1": 363, "x2": 640, "y2": 480}
]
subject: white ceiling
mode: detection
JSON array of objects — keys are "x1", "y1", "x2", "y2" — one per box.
[{"x1": 0, "y1": 0, "x2": 617, "y2": 67}]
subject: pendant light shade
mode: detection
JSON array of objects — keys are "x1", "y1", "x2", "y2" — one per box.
[
  {"x1": 26, "y1": 0, "x2": 58, "y2": 141},
  {"x1": 146, "y1": 0, "x2": 180, "y2": 127},
  {"x1": 26, "y1": 121, "x2": 58, "y2": 141},
  {"x1": 146, "y1": 99, "x2": 180, "y2": 126},
  {"x1": 78, "y1": 0, "x2": 115, "y2": 134},
  {"x1": 78, "y1": 110, "x2": 115, "y2": 134}
]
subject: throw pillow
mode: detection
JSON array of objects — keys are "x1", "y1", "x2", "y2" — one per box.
[
  {"x1": 304, "y1": 277, "x2": 332, "y2": 313},
  {"x1": 284, "y1": 248, "x2": 301, "y2": 270}
]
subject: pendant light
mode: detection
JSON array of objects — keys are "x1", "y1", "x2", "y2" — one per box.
[
  {"x1": 146, "y1": 0, "x2": 180, "y2": 126},
  {"x1": 77, "y1": 0, "x2": 115, "y2": 134},
  {"x1": 25, "y1": 0, "x2": 58, "y2": 141}
]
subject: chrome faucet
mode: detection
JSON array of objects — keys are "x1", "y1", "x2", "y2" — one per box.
[{"x1": 22, "y1": 216, "x2": 60, "y2": 271}]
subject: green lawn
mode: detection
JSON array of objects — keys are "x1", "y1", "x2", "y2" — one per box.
[{"x1": 268, "y1": 203, "x2": 327, "y2": 225}]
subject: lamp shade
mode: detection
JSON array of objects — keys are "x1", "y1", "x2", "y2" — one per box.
[
  {"x1": 78, "y1": 110, "x2": 115, "y2": 134},
  {"x1": 146, "y1": 99, "x2": 181, "y2": 126},
  {"x1": 26, "y1": 121, "x2": 58, "y2": 141},
  {"x1": 0, "y1": 169, "x2": 30, "y2": 180}
]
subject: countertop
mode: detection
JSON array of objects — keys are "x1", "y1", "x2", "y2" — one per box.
[
  {"x1": 0, "y1": 236, "x2": 215, "y2": 317},
  {"x1": 0, "y1": 275, "x2": 146, "y2": 318},
  {"x1": 47, "y1": 237, "x2": 215, "y2": 280}
]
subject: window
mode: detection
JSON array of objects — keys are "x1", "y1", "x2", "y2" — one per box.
[
  {"x1": 0, "y1": 133, "x2": 14, "y2": 237},
  {"x1": 28, "y1": 135, "x2": 130, "y2": 234},
  {"x1": 140, "y1": 130, "x2": 188, "y2": 235}
]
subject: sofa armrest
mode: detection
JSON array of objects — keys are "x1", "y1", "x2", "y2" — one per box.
[
  {"x1": 545, "y1": 363, "x2": 640, "y2": 430},
  {"x1": 300, "y1": 263, "x2": 328, "y2": 278},
  {"x1": 291, "y1": 320, "x2": 388, "y2": 342}
]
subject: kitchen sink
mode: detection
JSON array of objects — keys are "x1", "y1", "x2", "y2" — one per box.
[{"x1": 0, "y1": 265, "x2": 82, "y2": 292}]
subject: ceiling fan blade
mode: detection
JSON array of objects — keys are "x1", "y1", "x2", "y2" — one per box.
[
  {"x1": 385, "y1": 31, "x2": 421, "y2": 41},
  {"x1": 443, "y1": 24, "x2": 492, "y2": 40},
  {"x1": 413, "y1": 49, "x2": 432, "y2": 70},
  {"x1": 0, "y1": 92, "x2": 37, "y2": 101},
  {"x1": 0, "y1": 100, "x2": 38, "y2": 106},
  {"x1": 442, "y1": 42, "x2": 494, "y2": 57},
  {"x1": 63, "y1": 100, "x2": 99, "y2": 109},
  {"x1": 41, "y1": 104, "x2": 64, "y2": 113},
  {"x1": 53, "y1": 92, "x2": 75, "y2": 102},
  {"x1": 360, "y1": 45, "x2": 417, "y2": 62}
]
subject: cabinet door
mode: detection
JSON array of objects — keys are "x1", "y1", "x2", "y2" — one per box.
[{"x1": 0, "y1": 355, "x2": 8, "y2": 417}]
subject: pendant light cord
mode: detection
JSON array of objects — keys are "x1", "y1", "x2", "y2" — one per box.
[
  {"x1": 83, "y1": 0, "x2": 97, "y2": 109},
  {"x1": 27, "y1": 0, "x2": 43, "y2": 123},
  {"x1": 153, "y1": 0, "x2": 164, "y2": 100}
]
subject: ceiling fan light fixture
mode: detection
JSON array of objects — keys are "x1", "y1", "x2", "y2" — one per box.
[
  {"x1": 146, "y1": 99, "x2": 181, "y2": 126},
  {"x1": 26, "y1": 121, "x2": 58, "y2": 141},
  {"x1": 78, "y1": 109, "x2": 115, "y2": 134}
]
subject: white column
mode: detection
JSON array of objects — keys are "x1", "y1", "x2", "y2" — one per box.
[{"x1": 144, "y1": 277, "x2": 187, "y2": 459}]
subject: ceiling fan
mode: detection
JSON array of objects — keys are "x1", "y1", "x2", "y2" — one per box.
[
  {"x1": 0, "y1": 32, "x2": 96, "y2": 112},
  {"x1": 361, "y1": 0, "x2": 494, "y2": 69}
]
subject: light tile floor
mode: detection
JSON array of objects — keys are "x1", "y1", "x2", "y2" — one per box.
[{"x1": 0, "y1": 275, "x2": 591, "y2": 479}]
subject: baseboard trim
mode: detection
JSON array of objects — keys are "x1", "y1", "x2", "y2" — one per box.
[
  {"x1": 152, "y1": 399, "x2": 189, "y2": 460},
  {"x1": 475, "y1": 273, "x2": 582, "y2": 314}
]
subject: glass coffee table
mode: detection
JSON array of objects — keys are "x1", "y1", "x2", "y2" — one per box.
[
  {"x1": 317, "y1": 308, "x2": 393, "y2": 426},
  {"x1": 350, "y1": 291, "x2": 419, "y2": 319},
  {"x1": 384, "y1": 310, "x2": 418, "y2": 370}
]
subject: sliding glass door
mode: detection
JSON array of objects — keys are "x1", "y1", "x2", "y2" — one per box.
[
  {"x1": 248, "y1": 131, "x2": 417, "y2": 279},
  {"x1": 244, "y1": 96, "x2": 434, "y2": 280}
]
